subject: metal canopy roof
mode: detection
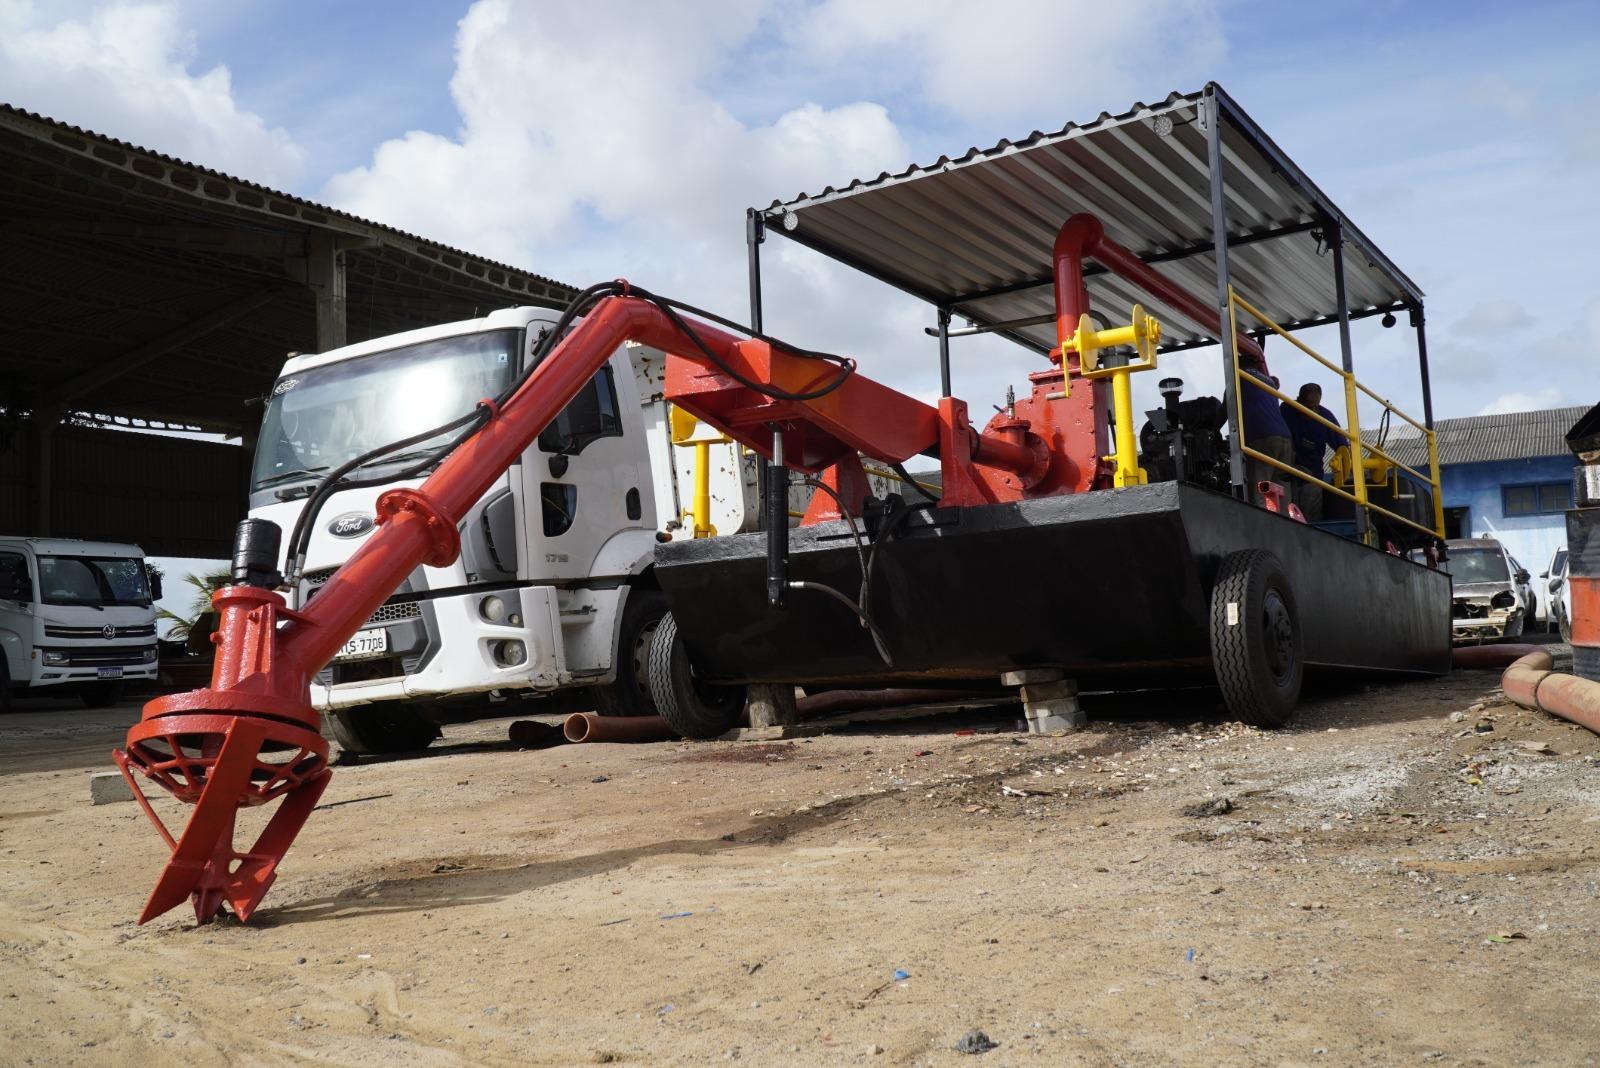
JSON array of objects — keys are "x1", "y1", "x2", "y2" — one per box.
[
  {"x1": 0, "y1": 104, "x2": 576, "y2": 434},
  {"x1": 763, "y1": 84, "x2": 1422, "y2": 357}
]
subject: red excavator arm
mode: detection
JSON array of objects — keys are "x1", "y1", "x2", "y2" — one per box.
[{"x1": 113, "y1": 292, "x2": 1047, "y2": 925}]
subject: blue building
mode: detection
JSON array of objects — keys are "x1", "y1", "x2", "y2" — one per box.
[{"x1": 1384, "y1": 406, "x2": 1586, "y2": 619}]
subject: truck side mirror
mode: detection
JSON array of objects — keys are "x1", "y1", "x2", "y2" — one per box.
[{"x1": 150, "y1": 574, "x2": 164, "y2": 601}]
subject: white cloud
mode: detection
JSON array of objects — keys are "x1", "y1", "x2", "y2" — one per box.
[
  {"x1": 0, "y1": 1, "x2": 303, "y2": 187},
  {"x1": 322, "y1": 0, "x2": 1235, "y2": 403},
  {"x1": 789, "y1": 0, "x2": 1226, "y2": 126},
  {"x1": 1477, "y1": 389, "x2": 1564, "y2": 417},
  {"x1": 1450, "y1": 298, "x2": 1532, "y2": 336}
]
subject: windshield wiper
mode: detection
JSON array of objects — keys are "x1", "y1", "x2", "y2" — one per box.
[{"x1": 256, "y1": 466, "x2": 329, "y2": 489}]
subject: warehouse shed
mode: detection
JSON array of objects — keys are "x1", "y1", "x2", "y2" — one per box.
[{"x1": 0, "y1": 104, "x2": 574, "y2": 557}]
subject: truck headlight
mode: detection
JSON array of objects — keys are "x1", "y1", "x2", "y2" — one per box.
[
  {"x1": 141, "y1": 647, "x2": 158, "y2": 663},
  {"x1": 41, "y1": 650, "x2": 69, "y2": 666},
  {"x1": 479, "y1": 595, "x2": 507, "y2": 623}
]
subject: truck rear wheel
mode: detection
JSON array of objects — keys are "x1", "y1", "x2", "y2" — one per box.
[
  {"x1": 648, "y1": 611, "x2": 745, "y2": 739},
  {"x1": 328, "y1": 704, "x2": 442, "y2": 756},
  {"x1": 593, "y1": 587, "x2": 666, "y2": 717},
  {"x1": 1209, "y1": 549, "x2": 1303, "y2": 727}
]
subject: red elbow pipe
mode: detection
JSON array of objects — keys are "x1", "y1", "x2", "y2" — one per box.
[{"x1": 1052, "y1": 214, "x2": 1266, "y2": 370}]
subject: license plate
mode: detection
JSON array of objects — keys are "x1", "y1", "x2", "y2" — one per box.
[
  {"x1": 96, "y1": 666, "x2": 123, "y2": 679},
  {"x1": 335, "y1": 628, "x2": 389, "y2": 662}
]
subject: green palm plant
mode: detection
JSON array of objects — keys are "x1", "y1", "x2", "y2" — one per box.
[{"x1": 157, "y1": 570, "x2": 230, "y2": 643}]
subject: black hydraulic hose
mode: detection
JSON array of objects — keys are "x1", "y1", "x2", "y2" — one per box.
[{"x1": 795, "y1": 476, "x2": 894, "y2": 666}]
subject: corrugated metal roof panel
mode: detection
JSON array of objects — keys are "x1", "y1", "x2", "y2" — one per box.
[
  {"x1": 766, "y1": 85, "x2": 1419, "y2": 355},
  {"x1": 1369, "y1": 407, "x2": 1588, "y2": 467}
]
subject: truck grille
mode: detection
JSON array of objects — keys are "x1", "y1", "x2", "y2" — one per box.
[
  {"x1": 301, "y1": 567, "x2": 421, "y2": 626},
  {"x1": 44, "y1": 623, "x2": 157, "y2": 639},
  {"x1": 42, "y1": 645, "x2": 156, "y2": 666}
]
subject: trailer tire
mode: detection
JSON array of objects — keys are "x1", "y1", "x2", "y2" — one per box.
[
  {"x1": 1209, "y1": 549, "x2": 1303, "y2": 727},
  {"x1": 648, "y1": 611, "x2": 744, "y2": 739},
  {"x1": 593, "y1": 587, "x2": 666, "y2": 717},
  {"x1": 328, "y1": 705, "x2": 441, "y2": 756}
]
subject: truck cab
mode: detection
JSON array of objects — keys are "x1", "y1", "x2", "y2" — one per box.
[
  {"x1": 0, "y1": 537, "x2": 160, "y2": 708},
  {"x1": 248, "y1": 307, "x2": 752, "y2": 753}
]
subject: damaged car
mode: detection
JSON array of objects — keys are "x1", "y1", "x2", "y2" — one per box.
[{"x1": 1444, "y1": 537, "x2": 1533, "y2": 643}]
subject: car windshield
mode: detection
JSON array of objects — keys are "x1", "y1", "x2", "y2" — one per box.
[
  {"x1": 1448, "y1": 548, "x2": 1509, "y2": 584},
  {"x1": 38, "y1": 556, "x2": 151, "y2": 607},
  {"x1": 251, "y1": 329, "x2": 520, "y2": 492}
]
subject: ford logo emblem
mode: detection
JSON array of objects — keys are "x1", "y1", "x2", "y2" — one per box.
[
  {"x1": 102, "y1": 624, "x2": 116, "y2": 640},
  {"x1": 328, "y1": 512, "x2": 374, "y2": 539}
]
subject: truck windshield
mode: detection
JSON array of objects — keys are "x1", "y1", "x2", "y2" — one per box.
[
  {"x1": 38, "y1": 556, "x2": 151, "y2": 607},
  {"x1": 1448, "y1": 549, "x2": 1509, "y2": 584},
  {"x1": 252, "y1": 329, "x2": 520, "y2": 492}
]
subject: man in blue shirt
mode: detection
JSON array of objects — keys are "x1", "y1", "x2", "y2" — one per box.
[
  {"x1": 1239, "y1": 367, "x2": 1294, "y2": 506},
  {"x1": 1280, "y1": 383, "x2": 1342, "y2": 521}
]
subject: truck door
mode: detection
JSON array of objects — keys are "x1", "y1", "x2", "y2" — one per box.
[{"x1": 521, "y1": 353, "x2": 655, "y2": 581}]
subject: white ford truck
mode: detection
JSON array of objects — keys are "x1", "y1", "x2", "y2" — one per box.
[
  {"x1": 0, "y1": 537, "x2": 161, "y2": 709},
  {"x1": 247, "y1": 307, "x2": 755, "y2": 754}
]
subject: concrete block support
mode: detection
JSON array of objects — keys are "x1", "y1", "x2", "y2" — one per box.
[
  {"x1": 89, "y1": 771, "x2": 134, "y2": 805},
  {"x1": 1001, "y1": 669, "x2": 1084, "y2": 733},
  {"x1": 746, "y1": 683, "x2": 799, "y2": 728}
]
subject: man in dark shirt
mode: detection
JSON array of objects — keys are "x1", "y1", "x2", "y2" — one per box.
[
  {"x1": 1280, "y1": 383, "x2": 1342, "y2": 521},
  {"x1": 1239, "y1": 366, "x2": 1294, "y2": 505}
]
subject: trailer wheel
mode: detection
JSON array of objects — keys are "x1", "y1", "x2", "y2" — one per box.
[
  {"x1": 648, "y1": 611, "x2": 744, "y2": 739},
  {"x1": 1209, "y1": 549, "x2": 1303, "y2": 727},
  {"x1": 328, "y1": 704, "x2": 441, "y2": 756},
  {"x1": 593, "y1": 588, "x2": 666, "y2": 717}
]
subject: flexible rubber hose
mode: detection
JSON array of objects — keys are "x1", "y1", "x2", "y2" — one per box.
[{"x1": 1500, "y1": 649, "x2": 1600, "y2": 736}]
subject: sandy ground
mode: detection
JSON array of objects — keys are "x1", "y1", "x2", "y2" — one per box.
[{"x1": 3, "y1": 653, "x2": 1600, "y2": 1067}]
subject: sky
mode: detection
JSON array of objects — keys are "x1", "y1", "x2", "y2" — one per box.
[{"x1": 2, "y1": 0, "x2": 1598, "y2": 614}]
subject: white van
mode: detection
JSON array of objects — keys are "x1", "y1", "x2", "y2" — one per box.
[{"x1": 0, "y1": 538, "x2": 161, "y2": 709}]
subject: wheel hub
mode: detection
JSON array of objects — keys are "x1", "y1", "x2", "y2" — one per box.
[{"x1": 1261, "y1": 590, "x2": 1295, "y2": 681}]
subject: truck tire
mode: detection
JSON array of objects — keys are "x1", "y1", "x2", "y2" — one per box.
[
  {"x1": 648, "y1": 611, "x2": 745, "y2": 739},
  {"x1": 328, "y1": 704, "x2": 441, "y2": 756},
  {"x1": 1209, "y1": 549, "x2": 1303, "y2": 727},
  {"x1": 593, "y1": 587, "x2": 666, "y2": 717},
  {"x1": 80, "y1": 681, "x2": 124, "y2": 708}
]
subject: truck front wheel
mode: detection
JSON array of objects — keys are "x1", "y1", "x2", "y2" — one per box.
[
  {"x1": 648, "y1": 612, "x2": 745, "y2": 739},
  {"x1": 328, "y1": 705, "x2": 442, "y2": 756},
  {"x1": 593, "y1": 587, "x2": 666, "y2": 717}
]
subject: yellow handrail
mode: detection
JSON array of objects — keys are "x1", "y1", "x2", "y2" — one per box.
[{"x1": 1226, "y1": 286, "x2": 1443, "y2": 541}]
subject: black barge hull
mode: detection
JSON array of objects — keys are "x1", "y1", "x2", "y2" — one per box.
[{"x1": 654, "y1": 482, "x2": 1452, "y2": 687}]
